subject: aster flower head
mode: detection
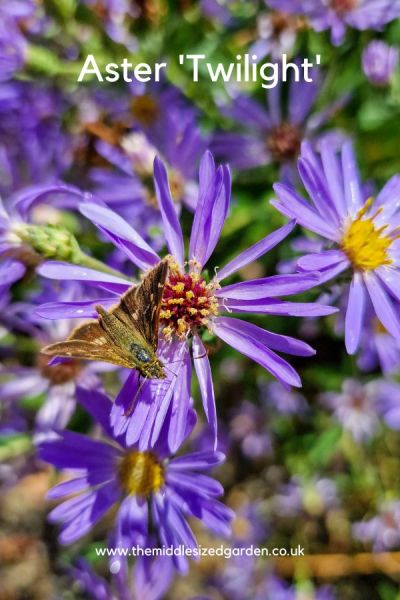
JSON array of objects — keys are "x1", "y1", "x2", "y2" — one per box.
[
  {"x1": 362, "y1": 40, "x2": 399, "y2": 86},
  {"x1": 265, "y1": 0, "x2": 400, "y2": 46},
  {"x1": 251, "y1": 10, "x2": 308, "y2": 61},
  {"x1": 320, "y1": 379, "x2": 380, "y2": 442},
  {"x1": 212, "y1": 62, "x2": 347, "y2": 180},
  {"x1": 273, "y1": 140, "x2": 400, "y2": 355},
  {"x1": 39, "y1": 386, "x2": 233, "y2": 574},
  {"x1": 357, "y1": 312, "x2": 400, "y2": 374},
  {"x1": 38, "y1": 151, "x2": 336, "y2": 450}
]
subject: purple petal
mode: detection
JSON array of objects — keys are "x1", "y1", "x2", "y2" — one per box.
[
  {"x1": 213, "y1": 316, "x2": 302, "y2": 387},
  {"x1": 217, "y1": 273, "x2": 320, "y2": 300},
  {"x1": 169, "y1": 451, "x2": 225, "y2": 471},
  {"x1": 153, "y1": 156, "x2": 184, "y2": 266},
  {"x1": 38, "y1": 262, "x2": 130, "y2": 294},
  {"x1": 0, "y1": 259, "x2": 25, "y2": 285},
  {"x1": 365, "y1": 272, "x2": 400, "y2": 339},
  {"x1": 297, "y1": 250, "x2": 347, "y2": 271},
  {"x1": 192, "y1": 335, "x2": 217, "y2": 449},
  {"x1": 377, "y1": 267, "x2": 400, "y2": 303},
  {"x1": 345, "y1": 273, "x2": 366, "y2": 354},
  {"x1": 76, "y1": 387, "x2": 115, "y2": 438},
  {"x1": 222, "y1": 298, "x2": 338, "y2": 316},
  {"x1": 80, "y1": 203, "x2": 160, "y2": 271},
  {"x1": 217, "y1": 220, "x2": 296, "y2": 281},
  {"x1": 36, "y1": 298, "x2": 116, "y2": 320},
  {"x1": 342, "y1": 142, "x2": 363, "y2": 214}
]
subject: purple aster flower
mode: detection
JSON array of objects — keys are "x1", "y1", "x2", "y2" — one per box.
[
  {"x1": 212, "y1": 63, "x2": 347, "y2": 180},
  {"x1": 353, "y1": 500, "x2": 400, "y2": 551},
  {"x1": 273, "y1": 140, "x2": 400, "y2": 354},
  {"x1": 320, "y1": 379, "x2": 380, "y2": 442},
  {"x1": 70, "y1": 555, "x2": 174, "y2": 600},
  {"x1": 37, "y1": 151, "x2": 336, "y2": 449},
  {"x1": 362, "y1": 40, "x2": 399, "y2": 86},
  {"x1": 265, "y1": 0, "x2": 400, "y2": 46},
  {"x1": 372, "y1": 379, "x2": 400, "y2": 429},
  {"x1": 38, "y1": 386, "x2": 233, "y2": 574},
  {"x1": 250, "y1": 11, "x2": 307, "y2": 61}
]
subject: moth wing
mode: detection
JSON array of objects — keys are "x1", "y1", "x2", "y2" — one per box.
[
  {"x1": 41, "y1": 340, "x2": 133, "y2": 369},
  {"x1": 112, "y1": 259, "x2": 168, "y2": 350},
  {"x1": 41, "y1": 321, "x2": 133, "y2": 368}
]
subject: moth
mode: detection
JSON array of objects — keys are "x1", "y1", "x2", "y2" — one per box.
[{"x1": 41, "y1": 259, "x2": 168, "y2": 380}]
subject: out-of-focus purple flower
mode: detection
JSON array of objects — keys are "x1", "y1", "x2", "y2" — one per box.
[
  {"x1": 212, "y1": 62, "x2": 346, "y2": 181},
  {"x1": 71, "y1": 555, "x2": 174, "y2": 600},
  {"x1": 362, "y1": 40, "x2": 399, "y2": 86},
  {"x1": 250, "y1": 11, "x2": 307, "y2": 61},
  {"x1": 357, "y1": 313, "x2": 400, "y2": 374},
  {"x1": 230, "y1": 400, "x2": 272, "y2": 459},
  {"x1": 320, "y1": 379, "x2": 380, "y2": 442},
  {"x1": 261, "y1": 380, "x2": 307, "y2": 414},
  {"x1": 39, "y1": 386, "x2": 233, "y2": 574},
  {"x1": 0, "y1": 83, "x2": 73, "y2": 194},
  {"x1": 38, "y1": 151, "x2": 336, "y2": 450},
  {"x1": 373, "y1": 379, "x2": 400, "y2": 429},
  {"x1": 200, "y1": 0, "x2": 234, "y2": 25},
  {"x1": 265, "y1": 0, "x2": 400, "y2": 46},
  {"x1": 353, "y1": 500, "x2": 400, "y2": 550},
  {"x1": 0, "y1": 285, "x2": 104, "y2": 438},
  {"x1": 273, "y1": 140, "x2": 400, "y2": 355},
  {"x1": 273, "y1": 476, "x2": 339, "y2": 518}
]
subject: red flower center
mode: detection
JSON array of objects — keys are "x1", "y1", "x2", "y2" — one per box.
[
  {"x1": 160, "y1": 260, "x2": 219, "y2": 340},
  {"x1": 38, "y1": 353, "x2": 82, "y2": 385},
  {"x1": 267, "y1": 123, "x2": 302, "y2": 162}
]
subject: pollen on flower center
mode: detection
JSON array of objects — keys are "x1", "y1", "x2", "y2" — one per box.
[
  {"x1": 160, "y1": 259, "x2": 219, "y2": 340},
  {"x1": 118, "y1": 450, "x2": 164, "y2": 497},
  {"x1": 341, "y1": 198, "x2": 399, "y2": 271}
]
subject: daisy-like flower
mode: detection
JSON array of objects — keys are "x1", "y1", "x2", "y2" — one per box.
[
  {"x1": 38, "y1": 152, "x2": 336, "y2": 449},
  {"x1": 39, "y1": 386, "x2": 233, "y2": 574},
  {"x1": 212, "y1": 62, "x2": 347, "y2": 181},
  {"x1": 357, "y1": 311, "x2": 400, "y2": 374},
  {"x1": 272, "y1": 140, "x2": 400, "y2": 355},
  {"x1": 265, "y1": 0, "x2": 400, "y2": 46},
  {"x1": 320, "y1": 379, "x2": 380, "y2": 442}
]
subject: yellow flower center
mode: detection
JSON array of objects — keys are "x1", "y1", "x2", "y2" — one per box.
[
  {"x1": 341, "y1": 198, "x2": 399, "y2": 271},
  {"x1": 118, "y1": 451, "x2": 164, "y2": 497},
  {"x1": 160, "y1": 259, "x2": 219, "y2": 340}
]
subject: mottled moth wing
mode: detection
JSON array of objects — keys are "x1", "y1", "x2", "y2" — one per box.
[
  {"x1": 113, "y1": 258, "x2": 168, "y2": 350},
  {"x1": 41, "y1": 321, "x2": 134, "y2": 368}
]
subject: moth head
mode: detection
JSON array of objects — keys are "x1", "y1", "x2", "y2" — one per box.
[{"x1": 142, "y1": 359, "x2": 166, "y2": 380}]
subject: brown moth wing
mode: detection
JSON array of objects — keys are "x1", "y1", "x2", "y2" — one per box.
[
  {"x1": 41, "y1": 339, "x2": 133, "y2": 369},
  {"x1": 110, "y1": 259, "x2": 168, "y2": 350}
]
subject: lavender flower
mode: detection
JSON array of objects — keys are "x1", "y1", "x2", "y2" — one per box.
[
  {"x1": 362, "y1": 40, "x2": 399, "y2": 86},
  {"x1": 320, "y1": 379, "x2": 380, "y2": 442},
  {"x1": 273, "y1": 140, "x2": 400, "y2": 354},
  {"x1": 212, "y1": 63, "x2": 346, "y2": 180},
  {"x1": 261, "y1": 380, "x2": 307, "y2": 414},
  {"x1": 353, "y1": 500, "x2": 400, "y2": 550},
  {"x1": 38, "y1": 151, "x2": 336, "y2": 449},
  {"x1": 229, "y1": 400, "x2": 272, "y2": 459},
  {"x1": 265, "y1": 0, "x2": 400, "y2": 46},
  {"x1": 38, "y1": 386, "x2": 233, "y2": 574}
]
